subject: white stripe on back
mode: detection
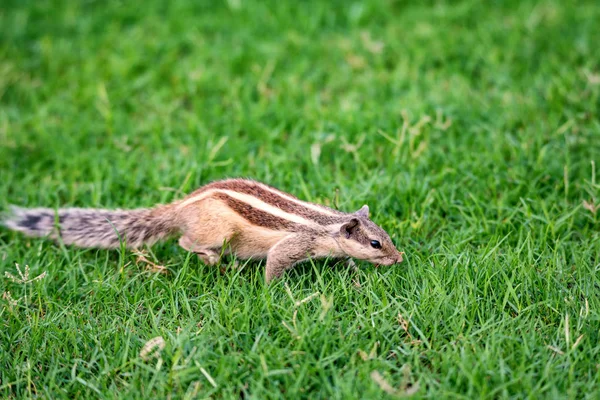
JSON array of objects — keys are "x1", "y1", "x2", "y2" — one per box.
[
  {"x1": 178, "y1": 189, "x2": 319, "y2": 227},
  {"x1": 256, "y1": 182, "x2": 341, "y2": 217}
]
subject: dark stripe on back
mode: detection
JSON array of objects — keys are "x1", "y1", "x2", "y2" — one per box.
[
  {"x1": 213, "y1": 193, "x2": 303, "y2": 231},
  {"x1": 191, "y1": 180, "x2": 348, "y2": 225}
]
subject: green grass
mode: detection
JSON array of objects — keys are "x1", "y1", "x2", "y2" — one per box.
[{"x1": 1, "y1": 0, "x2": 600, "y2": 398}]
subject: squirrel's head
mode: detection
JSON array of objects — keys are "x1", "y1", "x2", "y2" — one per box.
[{"x1": 336, "y1": 205, "x2": 403, "y2": 266}]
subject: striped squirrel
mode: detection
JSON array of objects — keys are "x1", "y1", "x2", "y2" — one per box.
[{"x1": 3, "y1": 179, "x2": 403, "y2": 282}]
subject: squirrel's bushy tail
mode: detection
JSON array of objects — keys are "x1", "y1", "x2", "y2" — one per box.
[{"x1": 2, "y1": 205, "x2": 180, "y2": 249}]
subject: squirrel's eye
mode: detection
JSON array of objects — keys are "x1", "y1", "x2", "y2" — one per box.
[{"x1": 370, "y1": 240, "x2": 382, "y2": 249}]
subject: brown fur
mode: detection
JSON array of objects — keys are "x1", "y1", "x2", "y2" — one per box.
[
  {"x1": 3, "y1": 178, "x2": 403, "y2": 282},
  {"x1": 190, "y1": 179, "x2": 347, "y2": 224},
  {"x1": 212, "y1": 192, "x2": 303, "y2": 231}
]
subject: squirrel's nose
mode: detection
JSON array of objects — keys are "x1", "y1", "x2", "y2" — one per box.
[{"x1": 396, "y1": 252, "x2": 404, "y2": 264}]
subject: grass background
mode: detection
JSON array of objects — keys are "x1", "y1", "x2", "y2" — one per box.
[{"x1": 1, "y1": 0, "x2": 600, "y2": 398}]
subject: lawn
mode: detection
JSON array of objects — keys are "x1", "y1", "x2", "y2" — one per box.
[{"x1": 1, "y1": 0, "x2": 599, "y2": 398}]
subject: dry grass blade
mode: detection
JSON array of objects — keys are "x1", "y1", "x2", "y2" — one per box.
[
  {"x1": 133, "y1": 251, "x2": 168, "y2": 274},
  {"x1": 140, "y1": 336, "x2": 166, "y2": 360},
  {"x1": 370, "y1": 368, "x2": 420, "y2": 397},
  {"x1": 370, "y1": 371, "x2": 397, "y2": 395},
  {"x1": 547, "y1": 345, "x2": 564, "y2": 355},
  {"x1": 572, "y1": 335, "x2": 584, "y2": 351},
  {"x1": 583, "y1": 200, "x2": 598, "y2": 215},
  {"x1": 397, "y1": 313, "x2": 409, "y2": 333}
]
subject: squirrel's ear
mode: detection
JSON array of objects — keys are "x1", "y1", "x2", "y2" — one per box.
[
  {"x1": 340, "y1": 218, "x2": 361, "y2": 238},
  {"x1": 355, "y1": 205, "x2": 369, "y2": 218}
]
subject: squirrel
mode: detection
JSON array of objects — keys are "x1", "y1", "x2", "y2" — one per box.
[{"x1": 2, "y1": 179, "x2": 403, "y2": 282}]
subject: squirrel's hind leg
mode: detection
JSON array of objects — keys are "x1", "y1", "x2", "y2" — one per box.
[{"x1": 178, "y1": 235, "x2": 220, "y2": 265}]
